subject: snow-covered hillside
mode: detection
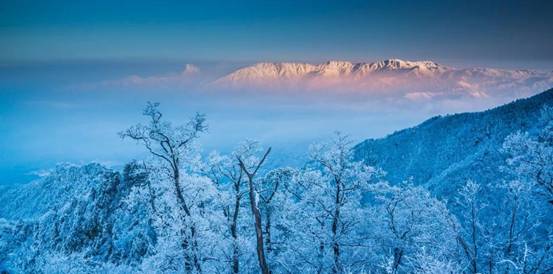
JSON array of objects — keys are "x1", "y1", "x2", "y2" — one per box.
[
  {"x1": 1, "y1": 89, "x2": 552, "y2": 273},
  {"x1": 0, "y1": 163, "x2": 157, "y2": 272},
  {"x1": 354, "y1": 87, "x2": 553, "y2": 198}
]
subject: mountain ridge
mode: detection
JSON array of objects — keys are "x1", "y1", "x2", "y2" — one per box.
[
  {"x1": 212, "y1": 59, "x2": 553, "y2": 101},
  {"x1": 215, "y1": 59, "x2": 450, "y2": 83},
  {"x1": 353, "y1": 88, "x2": 553, "y2": 197}
]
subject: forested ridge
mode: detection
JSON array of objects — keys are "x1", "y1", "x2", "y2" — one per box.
[{"x1": 1, "y1": 90, "x2": 552, "y2": 273}]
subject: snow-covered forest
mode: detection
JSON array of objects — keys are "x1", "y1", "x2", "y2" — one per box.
[
  {"x1": 1, "y1": 90, "x2": 552, "y2": 274},
  {"x1": 3, "y1": 1, "x2": 553, "y2": 273}
]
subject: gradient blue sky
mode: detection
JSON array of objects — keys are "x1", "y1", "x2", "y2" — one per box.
[{"x1": 1, "y1": 0, "x2": 553, "y2": 67}]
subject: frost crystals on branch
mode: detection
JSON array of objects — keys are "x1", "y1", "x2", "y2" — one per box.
[{"x1": 120, "y1": 102, "x2": 207, "y2": 273}]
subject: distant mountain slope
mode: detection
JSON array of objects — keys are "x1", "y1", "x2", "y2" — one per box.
[
  {"x1": 215, "y1": 59, "x2": 448, "y2": 83},
  {"x1": 354, "y1": 88, "x2": 553, "y2": 197},
  {"x1": 0, "y1": 163, "x2": 157, "y2": 272},
  {"x1": 212, "y1": 59, "x2": 553, "y2": 101},
  {"x1": 0, "y1": 164, "x2": 118, "y2": 220}
]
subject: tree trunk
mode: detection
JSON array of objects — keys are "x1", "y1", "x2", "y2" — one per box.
[
  {"x1": 230, "y1": 184, "x2": 241, "y2": 274},
  {"x1": 265, "y1": 208, "x2": 272, "y2": 254},
  {"x1": 470, "y1": 202, "x2": 478, "y2": 274},
  {"x1": 231, "y1": 240, "x2": 239, "y2": 274},
  {"x1": 317, "y1": 239, "x2": 325, "y2": 274},
  {"x1": 392, "y1": 247, "x2": 403, "y2": 273},
  {"x1": 237, "y1": 147, "x2": 271, "y2": 274},
  {"x1": 173, "y1": 169, "x2": 202, "y2": 274},
  {"x1": 331, "y1": 181, "x2": 341, "y2": 274},
  {"x1": 248, "y1": 174, "x2": 271, "y2": 274}
]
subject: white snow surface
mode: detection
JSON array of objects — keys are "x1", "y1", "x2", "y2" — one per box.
[{"x1": 212, "y1": 59, "x2": 553, "y2": 100}]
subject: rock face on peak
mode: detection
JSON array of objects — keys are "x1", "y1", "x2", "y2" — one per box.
[{"x1": 362, "y1": 59, "x2": 446, "y2": 72}]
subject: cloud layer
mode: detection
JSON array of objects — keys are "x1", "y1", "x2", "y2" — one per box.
[{"x1": 96, "y1": 59, "x2": 553, "y2": 108}]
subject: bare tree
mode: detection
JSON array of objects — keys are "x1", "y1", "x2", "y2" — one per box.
[
  {"x1": 236, "y1": 142, "x2": 272, "y2": 274},
  {"x1": 120, "y1": 102, "x2": 207, "y2": 273}
]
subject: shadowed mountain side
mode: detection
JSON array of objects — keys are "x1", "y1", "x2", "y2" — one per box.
[{"x1": 354, "y1": 88, "x2": 553, "y2": 198}]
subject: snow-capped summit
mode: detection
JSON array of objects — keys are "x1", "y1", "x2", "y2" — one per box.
[
  {"x1": 315, "y1": 60, "x2": 355, "y2": 76},
  {"x1": 363, "y1": 59, "x2": 445, "y2": 72},
  {"x1": 220, "y1": 62, "x2": 318, "y2": 82},
  {"x1": 215, "y1": 59, "x2": 449, "y2": 86},
  {"x1": 211, "y1": 58, "x2": 553, "y2": 100}
]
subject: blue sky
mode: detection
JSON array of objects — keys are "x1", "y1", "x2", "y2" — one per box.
[{"x1": 1, "y1": 0, "x2": 552, "y2": 67}]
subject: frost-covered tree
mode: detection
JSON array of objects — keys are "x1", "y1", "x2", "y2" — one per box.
[
  {"x1": 204, "y1": 150, "x2": 253, "y2": 274},
  {"x1": 454, "y1": 180, "x2": 487, "y2": 274},
  {"x1": 289, "y1": 133, "x2": 380, "y2": 273},
  {"x1": 492, "y1": 105, "x2": 553, "y2": 273},
  {"x1": 454, "y1": 179, "x2": 553, "y2": 274},
  {"x1": 491, "y1": 180, "x2": 552, "y2": 274},
  {"x1": 4, "y1": 97, "x2": 553, "y2": 274},
  {"x1": 236, "y1": 141, "x2": 272, "y2": 274},
  {"x1": 0, "y1": 163, "x2": 161, "y2": 273},
  {"x1": 412, "y1": 249, "x2": 461, "y2": 274},
  {"x1": 120, "y1": 102, "x2": 207, "y2": 273},
  {"x1": 138, "y1": 166, "x2": 227, "y2": 273},
  {"x1": 503, "y1": 105, "x2": 553, "y2": 205},
  {"x1": 370, "y1": 183, "x2": 458, "y2": 273},
  {"x1": 258, "y1": 167, "x2": 296, "y2": 257},
  {"x1": 205, "y1": 148, "x2": 298, "y2": 274}
]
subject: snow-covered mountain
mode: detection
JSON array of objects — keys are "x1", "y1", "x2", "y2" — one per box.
[
  {"x1": 0, "y1": 163, "x2": 157, "y2": 272},
  {"x1": 354, "y1": 87, "x2": 553, "y2": 198},
  {"x1": 217, "y1": 59, "x2": 448, "y2": 82},
  {"x1": 213, "y1": 59, "x2": 553, "y2": 100},
  {"x1": 1, "y1": 89, "x2": 552, "y2": 273}
]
